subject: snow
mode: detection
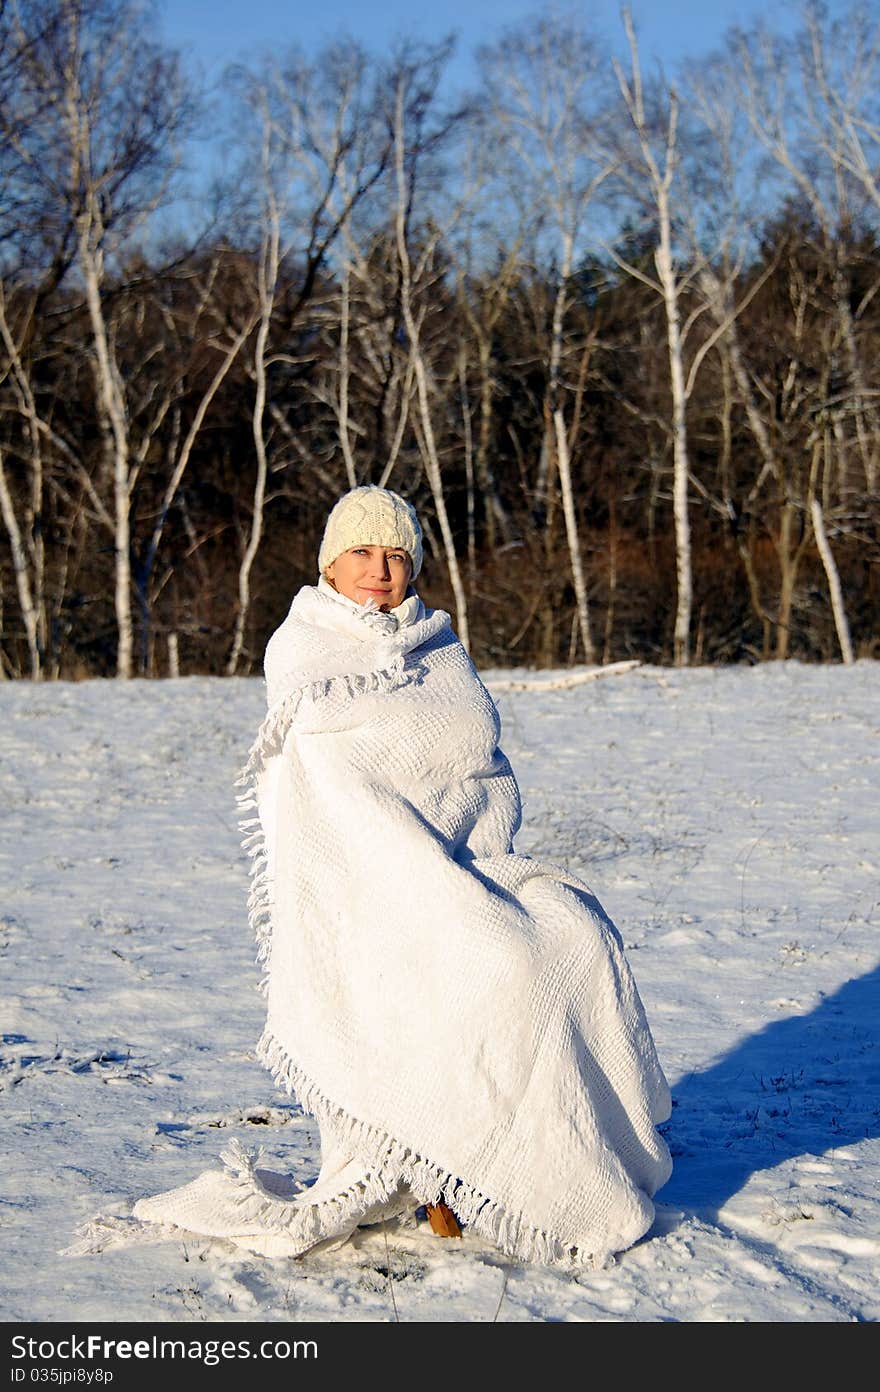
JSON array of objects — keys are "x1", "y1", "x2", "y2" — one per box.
[{"x1": 1, "y1": 661, "x2": 878, "y2": 1323}]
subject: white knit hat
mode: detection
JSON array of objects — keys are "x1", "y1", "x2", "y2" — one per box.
[{"x1": 318, "y1": 486, "x2": 423, "y2": 578}]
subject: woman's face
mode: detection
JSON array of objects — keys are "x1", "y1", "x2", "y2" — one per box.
[{"x1": 326, "y1": 545, "x2": 413, "y2": 611}]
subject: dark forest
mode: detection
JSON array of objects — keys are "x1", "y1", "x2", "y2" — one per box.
[{"x1": 1, "y1": 0, "x2": 878, "y2": 678}]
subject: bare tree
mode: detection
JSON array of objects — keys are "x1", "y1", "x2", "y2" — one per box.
[
  {"x1": 306, "y1": 237, "x2": 416, "y2": 499},
  {"x1": 389, "y1": 48, "x2": 476, "y2": 650},
  {"x1": 135, "y1": 253, "x2": 259, "y2": 671},
  {"x1": 682, "y1": 55, "x2": 802, "y2": 657},
  {"x1": 716, "y1": 5, "x2": 880, "y2": 656},
  {"x1": 480, "y1": 15, "x2": 615, "y2": 664},
  {"x1": 732, "y1": 6, "x2": 880, "y2": 498},
  {"x1": 801, "y1": 0, "x2": 880, "y2": 496},
  {"x1": 443, "y1": 114, "x2": 523, "y2": 563},
  {"x1": 453, "y1": 249, "x2": 519, "y2": 562},
  {"x1": 224, "y1": 41, "x2": 392, "y2": 674},
  {"x1": 0, "y1": 284, "x2": 46, "y2": 676},
  {"x1": 0, "y1": 0, "x2": 76, "y2": 676},
  {"x1": 611, "y1": 10, "x2": 699, "y2": 666},
  {"x1": 3, "y1": 0, "x2": 189, "y2": 676}
]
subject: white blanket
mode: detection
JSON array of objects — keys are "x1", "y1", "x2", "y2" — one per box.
[{"x1": 132, "y1": 579, "x2": 672, "y2": 1268}]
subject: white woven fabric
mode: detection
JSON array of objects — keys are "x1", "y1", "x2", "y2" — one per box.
[{"x1": 133, "y1": 579, "x2": 672, "y2": 1268}]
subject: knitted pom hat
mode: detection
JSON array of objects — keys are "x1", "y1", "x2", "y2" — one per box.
[{"x1": 318, "y1": 486, "x2": 423, "y2": 578}]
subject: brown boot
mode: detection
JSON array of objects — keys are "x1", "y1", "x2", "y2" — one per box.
[{"x1": 425, "y1": 1202, "x2": 462, "y2": 1238}]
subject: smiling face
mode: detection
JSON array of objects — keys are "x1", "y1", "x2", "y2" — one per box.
[{"x1": 325, "y1": 545, "x2": 413, "y2": 611}]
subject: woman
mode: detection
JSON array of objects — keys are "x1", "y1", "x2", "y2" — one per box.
[{"x1": 133, "y1": 486, "x2": 672, "y2": 1268}]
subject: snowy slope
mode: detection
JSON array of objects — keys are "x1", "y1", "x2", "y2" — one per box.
[{"x1": 1, "y1": 662, "x2": 877, "y2": 1322}]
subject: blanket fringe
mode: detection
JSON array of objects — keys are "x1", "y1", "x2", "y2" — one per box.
[
  {"x1": 255, "y1": 1027, "x2": 603, "y2": 1271},
  {"x1": 234, "y1": 661, "x2": 414, "y2": 990},
  {"x1": 61, "y1": 1215, "x2": 184, "y2": 1257},
  {"x1": 205, "y1": 1136, "x2": 409, "y2": 1252}
]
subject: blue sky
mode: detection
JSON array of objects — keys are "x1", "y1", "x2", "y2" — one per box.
[{"x1": 158, "y1": 0, "x2": 811, "y2": 92}]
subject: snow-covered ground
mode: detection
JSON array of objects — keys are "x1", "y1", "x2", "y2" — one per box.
[{"x1": 1, "y1": 662, "x2": 878, "y2": 1323}]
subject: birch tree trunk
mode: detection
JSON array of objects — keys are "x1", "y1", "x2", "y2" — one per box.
[
  {"x1": 226, "y1": 181, "x2": 278, "y2": 677},
  {"x1": 0, "y1": 448, "x2": 41, "y2": 677},
  {"x1": 337, "y1": 263, "x2": 358, "y2": 490},
  {"x1": 458, "y1": 349, "x2": 476, "y2": 581},
  {"x1": 0, "y1": 287, "x2": 47, "y2": 676},
  {"x1": 655, "y1": 230, "x2": 692, "y2": 666},
  {"x1": 616, "y1": 10, "x2": 692, "y2": 665},
  {"x1": 548, "y1": 241, "x2": 594, "y2": 664},
  {"x1": 78, "y1": 218, "x2": 134, "y2": 679},
  {"x1": 810, "y1": 498, "x2": 854, "y2": 664},
  {"x1": 553, "y1": 408, "x2": 594, "y2": 663},
  {"x1": 393, "y1": 80, "x2": 469, "y2": 651}
]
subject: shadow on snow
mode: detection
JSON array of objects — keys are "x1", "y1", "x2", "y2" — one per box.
[{"x1": 658, "y1": 962, "x2": 880, "y2": 1218}]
